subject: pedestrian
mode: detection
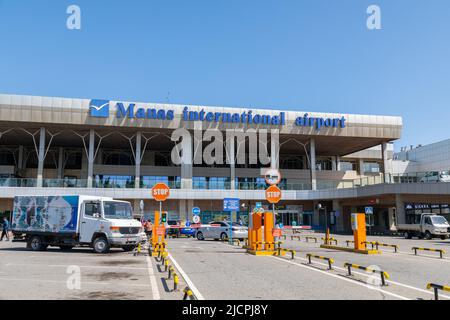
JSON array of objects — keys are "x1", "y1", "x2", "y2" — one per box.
[
  {"x1": 144, "y1": 220, "x2": 153, "y2": 238},
  {"x1": 1, "y1": 217, "x2": 10, "y2": 241}
]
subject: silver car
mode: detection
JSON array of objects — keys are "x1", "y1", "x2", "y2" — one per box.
[{"x1": 196, "y1": 221, "x2": 248, "y2": 241}]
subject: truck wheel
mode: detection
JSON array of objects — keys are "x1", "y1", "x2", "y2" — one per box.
[
  {"x1": 424, "y1": 231, "x2": 432, "y2": 240},
  {"x1": 404, "y1": 232, "x2": 412, "y2": 239},
  {"x1": 93, "y1": 237, "x2": 110, "y2": 254},
  {"x1": 29, "y1": 236, "x2": 46, "y2": 251},
  {"x1": 441, "y1": 236, "x2": 447, "y2": 240}
]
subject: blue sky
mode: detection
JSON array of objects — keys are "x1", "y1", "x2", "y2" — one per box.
[{"x1": 0, "y1": 1, "x2": 449, "y2": 150}]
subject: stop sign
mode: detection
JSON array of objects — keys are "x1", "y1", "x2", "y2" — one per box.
[
  {"x1": 152, "y1": 183, "x2": 170, "y2": 202},
  {"x1": 266, "y1": 185, "x2": 282, "y2": 204}
]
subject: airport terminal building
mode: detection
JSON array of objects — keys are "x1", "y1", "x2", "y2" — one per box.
[{"x1": 1, "y1": 94, "x2": 449, "y2": 234}]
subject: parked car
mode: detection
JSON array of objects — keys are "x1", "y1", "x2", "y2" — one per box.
[
  {"x1": 180, "y1": 222, "x2": 196, "y2": 238},
  {"x1": 166, "y1": 220, "x2": 181, "y2": 237},
  {"x1": 420, "y1": 171, "x2": 450, "y2": 183},
  {"x1": 195, "y1": 221, "x2": 248, "y2": 241}
]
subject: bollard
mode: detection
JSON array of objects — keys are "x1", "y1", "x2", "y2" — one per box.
[
  {"x1": 412, "y1": 247, "x2": 445, "y2": 259},
  {"x1": 344, "y1": 263, "x2": 390, "y2": 286},
  {"x1": 427, "y1": 283, "x2": 450, "y2": 300},
  {"x1": 168, "y1": 266, "x2": 175, "y2": 279},
  {"x1": 173, "y1": 274, "x2": 179, "y2": 291},
  {"x1": 307, "y1": 254, "x2": 334, "y2": 270},
  {"x1": 164, "y1": 259, "x2": 169, "y2": 272},
  {"x1": 375, "y1": 242, "x2": 398, "y2": 253},
  {"x1": 183, "y1": 287, "x2": 195, "y2": 300}
]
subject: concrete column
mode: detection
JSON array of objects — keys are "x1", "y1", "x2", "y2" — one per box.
[
  {"x1": 310, "y1": 138, "x2": 317, "y2": 190},
  {"x1": 17, "y1": 145, "x2": 24, "y2": 171},
  {"x1": 270, "y1": 131, "x2": 280, "y2": 170},
  {"x1": 87, "y1": 129, "x2": 95, "y2": 188},
  {"x1": 332, "y1": 157, "x2": 337, "y2": 171},
  {"x1": 135, "y1": 132, "x2": 142, "y2": 189},
  {"x1": 179, "y1": 199, "x2": 187, "y2": 221},
  {"x1": 57, "y1": 147, "x2": 64, "y2": 179},
  {"x1": 359, "y1": 159, "x2": 365, "y2": 176},
  {"x1": 228, "y1": 136, "x2": 236, "y2": 190},
  {"x1": 381, "y1": 142, "x2": 389, "y2": 183},
  {"x1": 395, "y1": 194, "x2": 405, "y2": 224},
  {"x1": 312, "y1": 201, "x2": 320, "y2": 226},
  {"x1": 36, "y1": 128, "x2": 46, "y2": 187},
  {"x1": 187, "y1": 199, "x2": 194, "y2": 222},
  {"x1": 332, "y1": 199, "x2": 344, "y2": 233},
  {"x1": 335, "y1": 156, "x2": 341, "y2": 171},
  {"x1": 181, "y1": 130, "x2": 193, "y2": 190}
]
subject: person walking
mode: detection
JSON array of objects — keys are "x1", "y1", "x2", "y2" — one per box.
[{"x1": 1, "y1": 217, "x2": 10, "y2": 241}]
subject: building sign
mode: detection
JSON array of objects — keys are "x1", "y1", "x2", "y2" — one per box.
[
  {"x1": 89, "y1": 100, "x2": 346, "y2": 131},
  {"x1": 405, "y1": 203, "x2": 450, "y2": 210}
]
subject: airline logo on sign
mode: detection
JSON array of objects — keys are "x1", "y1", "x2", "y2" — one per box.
[
  {"x1": 266, "y1": 185, "x2": 282, "y2": 204},
  {"x1": 152, "y1": 183, "x2": 170, "y2": 202}
]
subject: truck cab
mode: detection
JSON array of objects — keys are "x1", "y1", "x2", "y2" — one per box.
[{"x1": 79, "y1": 198, "x2": 145, "y2": 253}]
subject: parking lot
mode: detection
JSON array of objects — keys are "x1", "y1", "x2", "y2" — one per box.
[
  {"x1": 0, "y1": 241, "x2": 187, "y2": 300},
  {"x1": 0, "y1": 232, "x2": 449, "y2": 300},
  {"x1": 166, "y1": 232, "x2": 450, "y2": 300}
]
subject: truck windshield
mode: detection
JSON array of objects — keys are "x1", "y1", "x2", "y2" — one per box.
[
  {"x1": 431, "y1": 216, "x2": 449, "y2": 225},
  {"x1": 103, "y1": 202, "x2": 133, "y2": 220}
]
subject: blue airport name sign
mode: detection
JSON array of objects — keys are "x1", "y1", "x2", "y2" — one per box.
[
  {"x1": 223, "y1": 198, "x2": 240, "y2": 212},
  {"x1": 89, "y1": 100, "x2": 346, "y2": 130}
]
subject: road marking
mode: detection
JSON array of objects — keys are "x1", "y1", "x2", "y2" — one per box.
[
  {"x1": 294, "y1": 256, "x2": 450, "y2": 300},
  {"x1": 3, "y1": 263, "x2": 148, "y2": 271},
  {"x1": 167, "y1": 252, "x2": 205, "y2": 300},
  {"x1": 146, "y1": 256, "x2": 161, "y2": 300},
  {"x1": 271, "y1": 256, "x2": 410, "y2": 300}
]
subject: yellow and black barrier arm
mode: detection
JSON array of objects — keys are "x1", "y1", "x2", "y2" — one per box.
[
  {"x1": 305, "y1": 236, "x2": 318, "y2": 243},
  {"x1": 412, "y1": 247, "x2": 445, "y2": 259},
  {"x1": 277, "y1": 248, "x2": 296, "y2": 259},
  {"x1": 322, "y1": 237, "x2": 338, "y2": 245},
  {"x1": 306, "y1": 253, "x2": 334, "y2": 270},
  {"x1": 346, "y1": 240, "x2": 354, "y2": 247},
  {"x1": 256, "y1": 241, "x2": 283, "y2": 251},
  {"x1": 427, "y1": 283, "x2": 450, "y2": 300},
  {"x1": 375, "y1": 242, "x2": 398, "y2": 253},
  {"x1": 361, "y1": 241, "x2": 377, "y2": 250},
  {"x1": 344, "y1": 263, "x2": 390, "y2": 286}
]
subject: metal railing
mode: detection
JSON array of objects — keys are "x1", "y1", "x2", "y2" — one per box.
[{"x1": 1, "y1": 170, "x2": 450, "y2": 190}]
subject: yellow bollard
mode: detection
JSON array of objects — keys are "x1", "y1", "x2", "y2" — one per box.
[{"x1": 173, "y1": 274, "x2": 179, "y2": 291}]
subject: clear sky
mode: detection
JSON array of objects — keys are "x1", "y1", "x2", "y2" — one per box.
[{"x1": 0, "y1": 0, "x2": 449, "y2": 150}]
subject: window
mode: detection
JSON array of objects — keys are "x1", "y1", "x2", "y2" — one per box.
[
  {"x1": 103, "y1": 201, "x2": 132, "y2": 220},
  {"x1": 340, "y1": 161, "x2": 356, "y2": 172},
  {"x1": 84, "y1": 202, "x2": 100, "y2": 217},
  {"x1": 363, "y1": 162, "x2": 381, "y2": 173}
]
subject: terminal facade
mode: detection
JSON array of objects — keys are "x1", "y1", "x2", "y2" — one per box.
[{"x1": 0, "y1": 94, "x2": 449, "y2": 234}]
